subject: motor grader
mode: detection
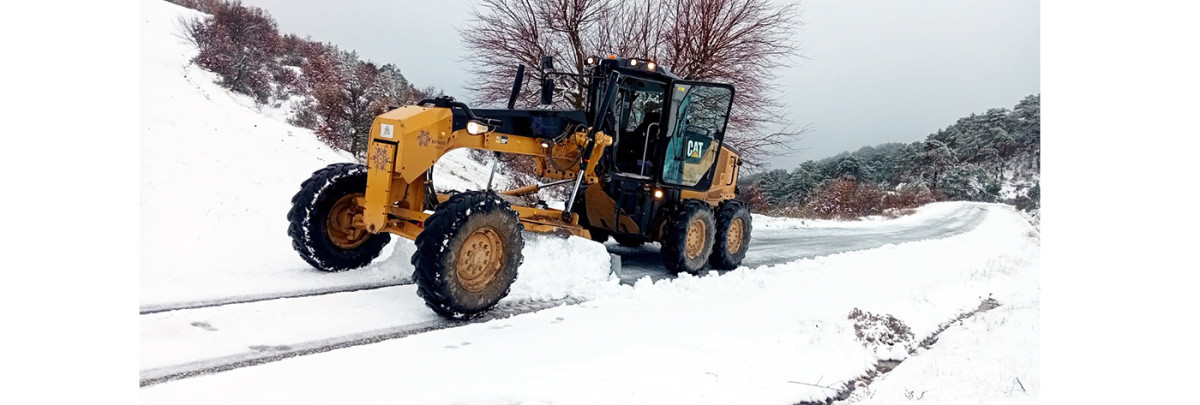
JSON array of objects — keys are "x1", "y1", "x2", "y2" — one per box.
[{"x1": 288, "y1": 56, "x2": 752, "y2": 319}]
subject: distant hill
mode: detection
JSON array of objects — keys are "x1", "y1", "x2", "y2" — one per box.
[{"x1": 743, "y1": 95, "x2": 1040, "y2": 219}]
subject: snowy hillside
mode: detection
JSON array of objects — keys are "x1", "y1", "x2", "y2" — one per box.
[
  {"x1": 139, "y1": 0, "x2": 514, "y2": 307},
  {"x1": 140, "y1": 1, "x2": 1040, "y2": 403}
]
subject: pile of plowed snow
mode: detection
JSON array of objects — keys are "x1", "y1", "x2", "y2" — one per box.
[{"x1": 139, "y1": 0, "x2": 592, "y2": 307}]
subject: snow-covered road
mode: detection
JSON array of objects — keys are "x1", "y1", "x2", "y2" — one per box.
[
  {"x1": 141, "y1": 202, "x2": 1039, "y2": 404},
  {"x1": 610, "y1": 203, "x2": 989, "y2": 283},
  {"x1": 140, "y1": 202, "x2": 1032, "y2": 404},
  {"x1": 141, "y1": 204, "x2": 986, "y2": 381}
]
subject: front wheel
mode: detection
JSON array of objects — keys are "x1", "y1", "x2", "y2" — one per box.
[
  {"x1": 709, "y1": 201, "x2": 752, "y2": 270},
  {"x1": 660, "y1": 200, "x2": 716, "y2": 274},
  {"x1": 412, "y1": 191, "x2": 524, "y2": 319},
  {"x1": 287, "y1": 163, "x2": 391, "y2": 271}
]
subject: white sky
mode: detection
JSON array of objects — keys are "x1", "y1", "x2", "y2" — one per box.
[{"x1": 238, "y1": 0, "x2": 1039, "y2": 169}]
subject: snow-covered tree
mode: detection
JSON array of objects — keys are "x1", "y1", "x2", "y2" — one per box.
[{"x1": 741, "y1": 94, "x2": 1040, "y2": 216}]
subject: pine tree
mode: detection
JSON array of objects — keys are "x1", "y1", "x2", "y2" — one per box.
[{"x1": 922, "y1": 139, "x2": 957, "y2": 189}]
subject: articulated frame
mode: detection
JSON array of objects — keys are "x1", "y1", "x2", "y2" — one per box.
[{"x1": 359, "y1": 105, "x2": 611, "y2": 240}]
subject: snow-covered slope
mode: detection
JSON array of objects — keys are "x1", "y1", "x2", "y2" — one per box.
[{"x1": 138, "y1": 0, "x2": 516, "y2": 307}]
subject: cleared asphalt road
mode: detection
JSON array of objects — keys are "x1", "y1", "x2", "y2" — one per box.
[{"x1": 605, "y1": 204, "x2": 990, "y2": 283}]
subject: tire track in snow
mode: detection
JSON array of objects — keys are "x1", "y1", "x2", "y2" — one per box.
[
  {"x1": 139, "y1": 279, "x2": 412, "y2": 314},
  {"x1": 140, "y1": 298, "x2": 580, "y2": 387}
]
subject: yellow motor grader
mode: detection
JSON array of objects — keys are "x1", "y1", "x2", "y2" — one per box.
[{"x1": 288, "y1": 56, "x2": 752, "y2": 319}]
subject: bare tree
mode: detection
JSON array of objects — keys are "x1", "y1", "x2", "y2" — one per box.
[{"x1": 461, "y1": 0, "x2": 806, "y2": 166}]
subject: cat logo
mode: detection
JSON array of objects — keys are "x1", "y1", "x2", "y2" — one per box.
[{"x1": 687, "y1": 140, "x2": 704, "y2": 159}]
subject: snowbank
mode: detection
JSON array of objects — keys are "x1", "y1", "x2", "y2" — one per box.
[
  {"x1": 753, "y1": 201, "x2": 966, "y2": 231},
  {"x1": 505, "y1": 234, "x2": 618, "y2": 302},
  {"x1": 850, "y1": 301, "x2": 1040, "y2": 404}
]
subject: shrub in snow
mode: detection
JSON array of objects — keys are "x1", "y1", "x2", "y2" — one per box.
[
  {"x1": 848, "y1": 308, "x2": 914, "y2": 349},
  {"x1": 179, "y1": 0, "x2": 282, "y2": 104},
  {"x1": 881, "y1": 182, "x2": 937, "y2": 211},
  {"x1": 1014, "y1": 181, "x2": 1040, "y2": 212},
  {"x1": 796, "y1": 179, "x2": 888, "y2": 219},
  {"x1": 173, "y1": 0, "x2": 427, "y2": 158}
]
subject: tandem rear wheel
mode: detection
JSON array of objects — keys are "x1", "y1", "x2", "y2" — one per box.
[
  {"x1": 708, "y1": 201, "x2": 752, "y2": 270},
  {"x1": 660, "y1": 200, "x2": 717, "y2": 275}
]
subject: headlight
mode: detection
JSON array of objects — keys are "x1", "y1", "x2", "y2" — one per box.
[{"x1": 466, "y1": 120, "x2": 490, "y2": 135}]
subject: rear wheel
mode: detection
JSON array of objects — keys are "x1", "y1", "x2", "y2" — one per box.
[
  {"x1": 660, "y1": 200, "x2": 715, "y2": 274},
  {"x1": 709, "y1": 201, "x2": 752, "y2": 270},
  {"x1": 412, "y1": 191, "x2": 524, "y2": 319},
  {"x1": 287, "y1": 163, "x2": 390, "y2": 271}
]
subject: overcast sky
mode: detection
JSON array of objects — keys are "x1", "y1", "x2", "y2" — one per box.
[{"x1": 238, "y1": 0, "x2": 1039, "y2": 170}]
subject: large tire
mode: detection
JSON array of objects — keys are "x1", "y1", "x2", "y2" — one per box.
[
  {"x1": 709, "y1": 201, "x2": 752, "y2": 270},
  {"x1": 660, "y1": 200, "x2": 716, "y2": 274},
  {"x1": 613, "y1": 235, "x2": 645, "y2": 247},
  {"x1": 288, "y1": 163, "x2": 391, "y2": 272},
  {"x1": 412, "y1": 191, "x2": 524, "y2": 319}
]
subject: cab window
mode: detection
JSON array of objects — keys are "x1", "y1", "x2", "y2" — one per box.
[{"x1": 661, "y1": 83, "x2": 733, "y2": 187}]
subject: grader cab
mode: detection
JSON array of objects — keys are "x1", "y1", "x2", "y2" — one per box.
[{"x1": 288, "y1": 56, "x2": 752, "y2": 319}]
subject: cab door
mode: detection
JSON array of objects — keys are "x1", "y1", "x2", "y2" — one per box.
[{"x1": 659, "y1": 82, "x2": 735, "y2": 191}]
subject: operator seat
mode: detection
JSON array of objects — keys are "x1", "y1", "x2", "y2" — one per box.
[{"x1": 616, "y1": 110, "x2": 661, "y2": 175}]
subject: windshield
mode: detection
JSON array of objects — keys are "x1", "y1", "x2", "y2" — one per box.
[{"x1": 661, "y1": 83, "x2": 733, "y2": 187}]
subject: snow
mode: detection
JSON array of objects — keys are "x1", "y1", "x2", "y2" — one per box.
[
  {"x1": 431, "y1": 149, "x2": 517, "y2": 193},
  {"x1": 845, "y1": 224, "x2": 1041, "y2": 405},
  {"x1": 140, "y1": 284, "x2": 438, "y2": 371},
  {"x1": 848, "y1": 302, "x2": 1040, "y2": 404},
  {"x1": 142, "y1": 203, "x2": 1039, "y2": 404},
  {"x1": 752, "y1": 201, "x2": 965, "y2": 230},
  {"x1": 139, "y1": 0, "x2": 514, "y2": 308},
  {"x1": 504, "y1": 234, "x2": 618, "y2": 302},
  {"x1": 140, "y1": 2, "x2": 1040, "y2": 403}
]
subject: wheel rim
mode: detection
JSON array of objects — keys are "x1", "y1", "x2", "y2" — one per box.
[
  {"x1": 685, "y1": 218, "x2": 706, "y2": 259},
  {"x1": 456, "y1": 226, "x2": 505, "y2": 293},
  {"x1": 326, "y1": 193, "x2": 370, "y2": 249},
  {"x1": 727, "y1": 218, "x2": 745, "y2": 254}
]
